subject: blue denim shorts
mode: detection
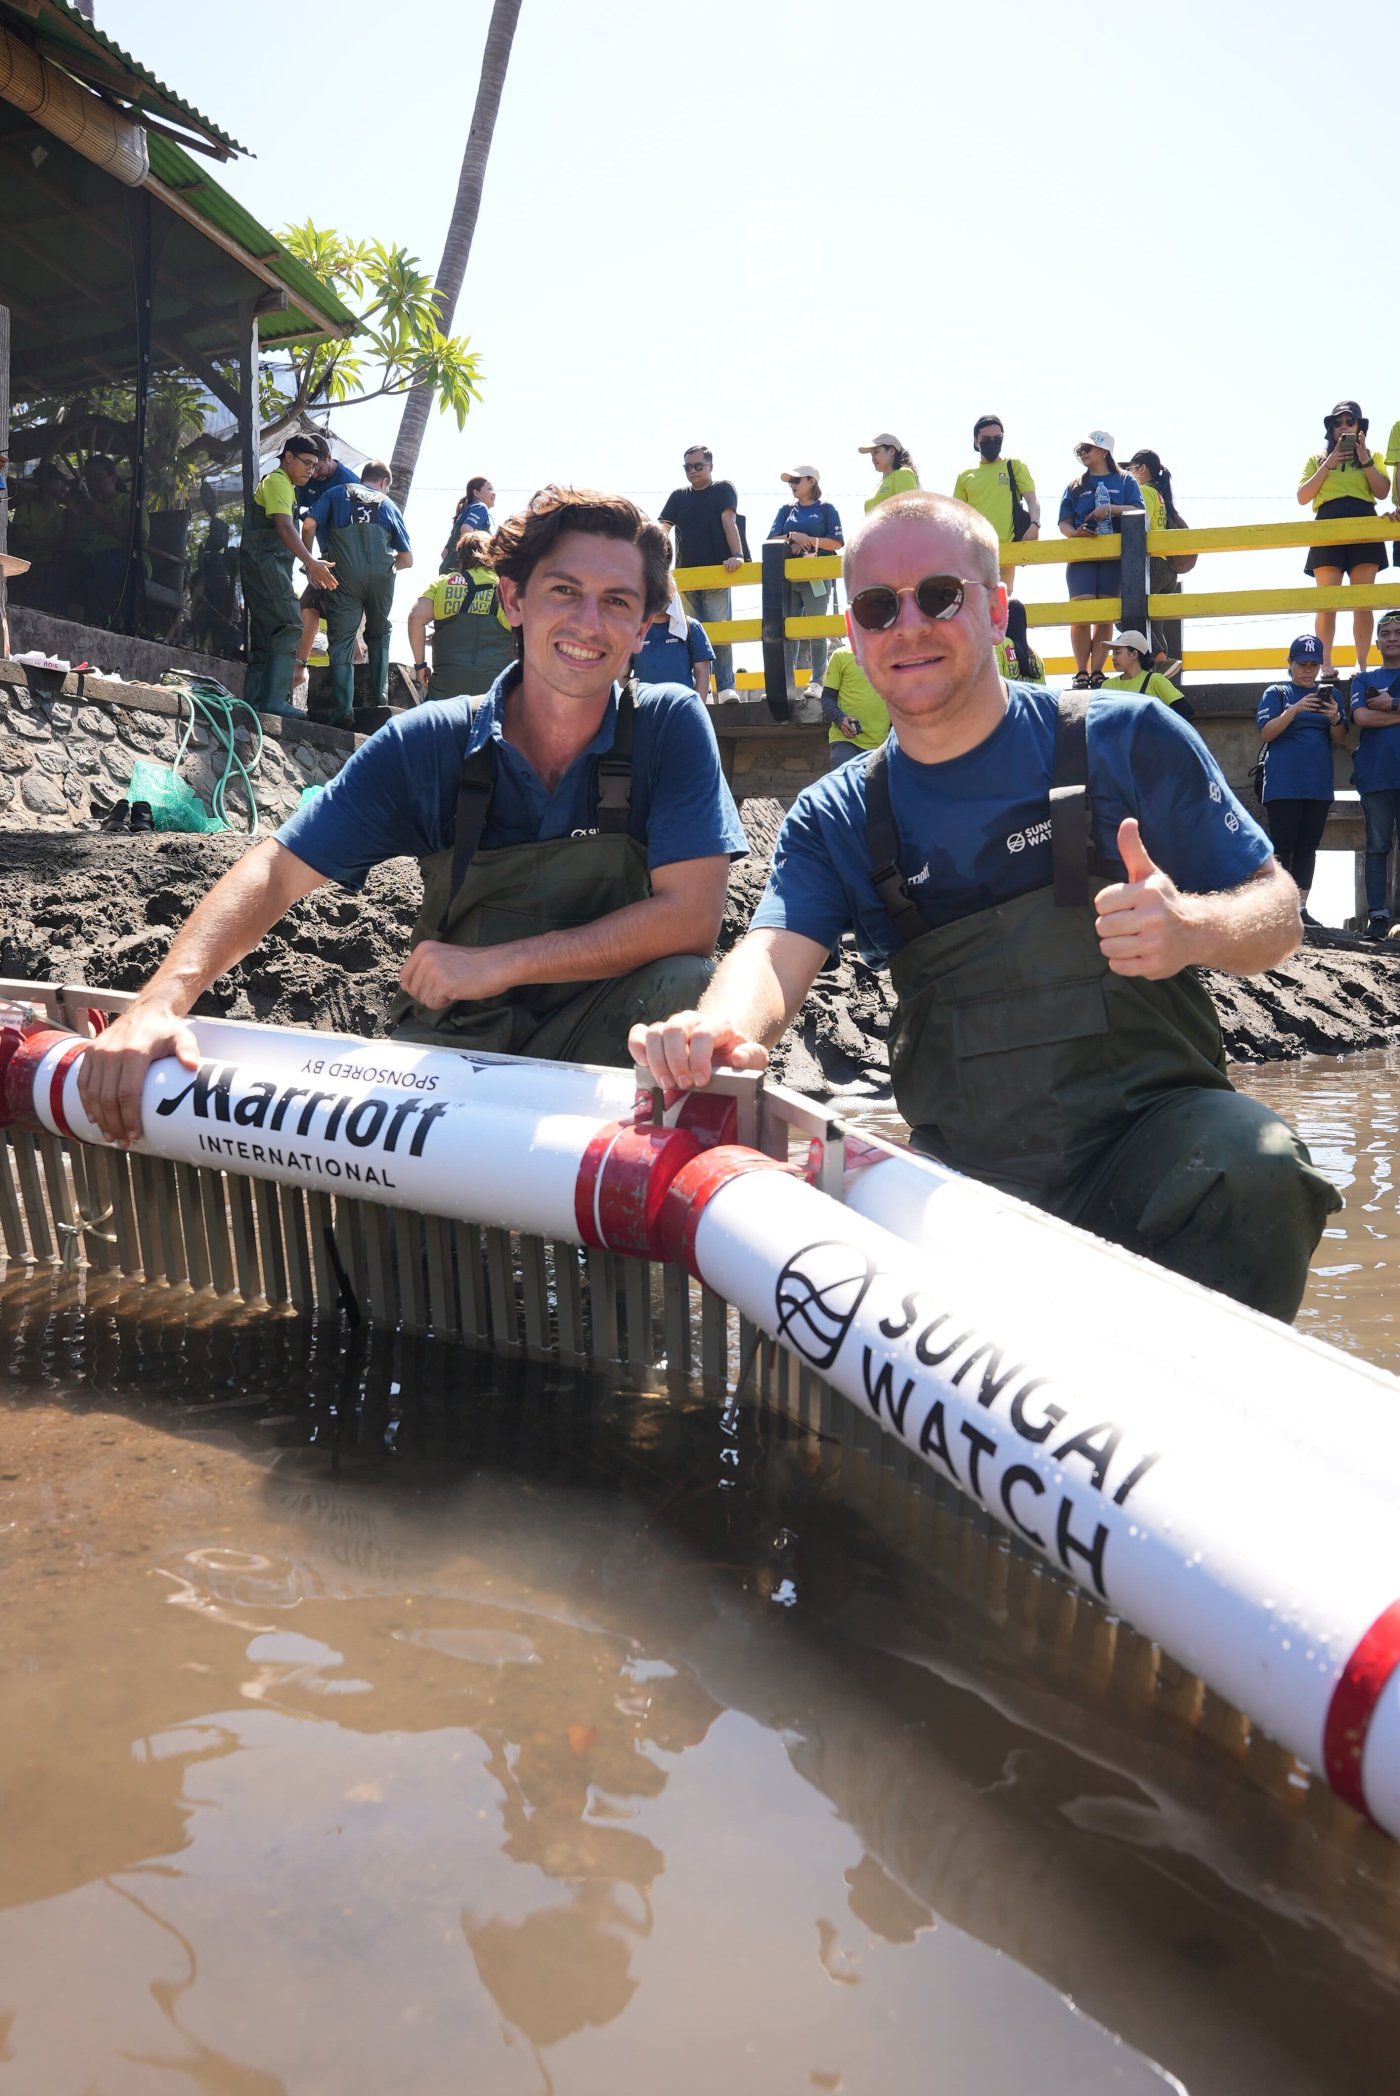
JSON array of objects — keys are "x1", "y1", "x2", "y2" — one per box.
[{"x1": 1066, "y1": 558, "x2": 1121, "y2": 600}]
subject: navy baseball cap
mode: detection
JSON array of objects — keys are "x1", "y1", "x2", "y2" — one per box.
[{"x1": 1289, "y1": 635, "x2": 1324, "y2": 663}]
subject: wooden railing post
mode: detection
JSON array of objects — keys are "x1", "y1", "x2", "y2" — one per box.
[
  {"x1": 761, "y1": 537, "x2": 792, "y2": 723},
  {"x1": 1120, "y1": 510, "x2": 1149, "y2": 638}
]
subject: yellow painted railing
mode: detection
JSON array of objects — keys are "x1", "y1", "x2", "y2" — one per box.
[{"x1": 675, "y1": 516, "x2": 1400, "y2": 675}]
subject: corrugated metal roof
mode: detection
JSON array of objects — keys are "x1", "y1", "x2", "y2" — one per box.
[
  {"x1": 1, "y1": 0, "x2": 246, "y2": 157},
  {"x1": 146, "y1": 134, "x2": 358, "y2": 345}
]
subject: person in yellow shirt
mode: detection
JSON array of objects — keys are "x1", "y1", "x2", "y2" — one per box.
[
  {"x1": 240, "y1": 436, "x2": 337, "y2": 717},
  {"x1": 953, "y1": 416, "x2": 1038, "y2": 589},
  {"x1": 1100, "y1": 630, "x2": 1193, "y2": 719},
  {"x1": 407, "y1": 529, "x2": 517, "y2": 698},
  {"x1": 1297, "y1": 400, "x2": 1389, "y2": 672},
  {"x1": 858, "y1": 433, "x2": 919, "y2": 511},
  {"x1": 819, "y1": 643, "x2": 891, "y2": 767}
]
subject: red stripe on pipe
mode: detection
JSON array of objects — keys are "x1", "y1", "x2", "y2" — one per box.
[
  {"x1": 656, "y1": 1144, "x2": 799, "y2": 1278},
  {"x1": 47, "y1": 1041, "x2": 88, "y2": 1140},
  {"x1": 575, "y1": 1121, "x2": 705, "y2": 1258},
  {"x1": 1323, "y1": 1599, "x2": 1400, "y2": 1817}
]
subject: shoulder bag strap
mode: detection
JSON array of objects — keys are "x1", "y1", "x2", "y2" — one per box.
[
  {"x1": 1050, "y1": 692, "x2": 1097, "y2": 908},
  {"x1": 864, "y1": 744, "x2": 931, "y2": 945},
  {"x1": 594, "y1": 680, "x2": 635, "y2": 833},
  {"x1": 438, "y1": 698, "x2": 500, "y2": 936}
]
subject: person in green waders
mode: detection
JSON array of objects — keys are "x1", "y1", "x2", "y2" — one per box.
[
  {"x1": 302, "y1": 460, "x2": 413, "y2": 725},
  {"x1": 406, "y1": 527, "x2": 517, "y2": 699},
  {"x1": 240, "y1": 436, "x2": 337, "y2": 716},
  {"x1": 76, "y1": 486, "x2": 748, "y2": 1146},
  {"x1": 631, "y1": 490, "x2": 1341, "y2": 1324}
]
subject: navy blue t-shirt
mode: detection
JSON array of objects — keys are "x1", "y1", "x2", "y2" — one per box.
[
  {"x1": 1058, "y1": 472, "x2": 1143, "y2": 532},
  {"x1": 275, "y1": 664, "x2": 747, "y2": 890},
  {"x1": 751, "y1": 683, "x2": 1273, "y2": 964},
  {"x1": 296, "y1": 460, "x2": 359, "y2": 519},
  {"x1": 658, "y1": 480, "x2": 739, "y2": 567},
  {"x1": 1348, "y1": 666, "x2": 1400, "y2": 792},
  {"x1": 1255, "y1": 683, "x2": 1337, "y2": 803},
  {"x1": 306, "y1": 482, "x2": 411, "y2": 554},
  {"x1": 631, "y1": 617, "x2": 716, "y2": 689},
  {"x1": 766, "y1": 500, "x2": 844, "y2": 543}
]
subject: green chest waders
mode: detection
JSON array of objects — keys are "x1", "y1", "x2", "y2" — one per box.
[
  {"x1": 324, "y1": 509, "x2": 398, "y2": 717},
  {"x1": 239, "y1": 504, "x2": 301, "y2": 710},
  {"x1": 427, "y1": 576, "x2": 518, "y2": 701},
  {"x1": 389, "y1": 685, "x2": 653, "y2": 1056},
  {"x1": 866, "y1": 694, "x2": 1231, "y2": 1208}
]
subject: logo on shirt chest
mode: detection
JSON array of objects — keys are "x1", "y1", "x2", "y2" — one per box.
[{"x1": 1006, "y1": 817, "x2": 1052, "y2": 855}]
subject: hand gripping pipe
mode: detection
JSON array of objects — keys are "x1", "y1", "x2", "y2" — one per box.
[{"x1": 4, "y1": 1009, "x2": 1400, "y2": 1838}]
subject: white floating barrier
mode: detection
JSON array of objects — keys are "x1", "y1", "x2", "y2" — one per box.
[{"x1": 3, "y1": 1006, "x2": 1400, "y2": 1838}]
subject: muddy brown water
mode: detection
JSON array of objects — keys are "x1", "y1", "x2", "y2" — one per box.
[{"x1": 2, "y1": 1053, "x2": 1399, "y2": 2096}]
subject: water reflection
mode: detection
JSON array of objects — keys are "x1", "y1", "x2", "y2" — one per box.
[
  {"x1": 1, "y1": 1266, "x2": 1398, "y2": 2094},
  {"x1": 1233, "y1": 1047, "x2": 1400, "y2": 1368}
]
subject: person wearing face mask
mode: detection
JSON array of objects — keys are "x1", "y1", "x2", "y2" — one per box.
[
  {"x1": 1297, "y1": 401, "x2": 1390, "y2": 672},
  {"x1": 953, "y1": 416, "x2": 1039, "y2": 591}
]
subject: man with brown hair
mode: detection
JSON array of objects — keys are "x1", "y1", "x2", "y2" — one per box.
[{"x1": 77, "y1": 488, "x2": 746, "y2": 1144}]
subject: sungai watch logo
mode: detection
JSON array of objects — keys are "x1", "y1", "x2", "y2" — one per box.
[{"x1": 774, "y1": 1239, "x2": 875, "y2": 1370}]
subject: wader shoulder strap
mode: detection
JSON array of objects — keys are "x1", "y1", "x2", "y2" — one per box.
[
  {"x1": 863, "y1": 743, "x2": 931, "y2": 946},
  {"x1": 594, "y1": 680, "x2": 636, "y2": 834},
  {"x1": 438, "y1": 698, "x2": 499, "y2": 936},
  {"x1": 1050, "y1": 692, "x2": 1096, "y2": 907}
]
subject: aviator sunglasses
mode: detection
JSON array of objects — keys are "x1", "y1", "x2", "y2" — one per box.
[{"x1": 849, "y1": 574, "x2": 980, "y2": 632}]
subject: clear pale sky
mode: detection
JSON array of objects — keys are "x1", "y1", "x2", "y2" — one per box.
[{"x1": 116, "y1": 0, "x2": 1398, "y2": 572}]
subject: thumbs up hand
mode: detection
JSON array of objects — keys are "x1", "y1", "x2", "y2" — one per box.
[{"x1": 1094, "y1": 817, "x2": 1191, "y2": 978}]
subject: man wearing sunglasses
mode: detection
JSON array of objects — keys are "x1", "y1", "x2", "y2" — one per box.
[
  {"x1": 659, "y1": 447, "x2": 744, "y2": 700},
  {"x1": 631, "y1": 491, "x2": 1340, "y2": 1323}
]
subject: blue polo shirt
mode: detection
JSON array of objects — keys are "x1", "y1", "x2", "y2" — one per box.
[
  {"x1": 751, "y1": 683, "x2": 1272, "y2": 963},
  {"x1": 306, "y1": 481, "x2": 411, "y2": 554},
  {"x1": 1348, "y1": 666, "x2": 1400, "y2": 792},
  {"x1": 1057, "y1": 473, "x2": 1143, "y2": 532},
  {"x1": 1255, "y1": 683, "x2": 1337, "y2": 802},
  {"x1": 766, "y1": 500, "x2": 844, "y2": 543},
  {"x1": 631, "y1": 617, "x2": 715, "y2": 688},
  {"x1": 296, "y1": 460, "x2": 359, "y2": 518},
  {"x1": 275, "y1": 663, "x2": 747, "y2": 887}
]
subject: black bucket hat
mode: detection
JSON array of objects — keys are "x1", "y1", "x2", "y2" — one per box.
[{"x1": 1323, "y1": 399, "x2": 1368, "y2": 438}]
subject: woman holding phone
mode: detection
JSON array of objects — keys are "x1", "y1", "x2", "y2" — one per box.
[
  {"x1": 1256, "y1": 634, "x2": 1347, "y2": 923},
  {"x1": 1297, "y1": 400, "x2": 1389, "y2": 672}
]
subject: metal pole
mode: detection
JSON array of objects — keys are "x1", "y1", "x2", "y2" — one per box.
[
  {"x1": 1119, "y1": 510, "x2": 1148, "y2": 638},
  {"x1": 236, "y1": 298, "x2": 258, "y2": 518},
  {"x1": 0, "y1": 303, "x2": 10, "y2": 652},
  {"x1": 761, "y1": 538, "x2": 792, "y2": 723}
]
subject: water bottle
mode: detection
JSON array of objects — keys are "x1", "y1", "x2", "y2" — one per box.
[{"x1": 1095, "y1": 479, "x2": 1113, "y2": 535}]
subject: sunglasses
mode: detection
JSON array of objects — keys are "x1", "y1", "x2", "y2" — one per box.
[
  {"x1": 849, "y1": 574, "x2": 978, "y2": 632},
  {"x1": 683, "y1": 461, "x2": 708, "y2": 472}
]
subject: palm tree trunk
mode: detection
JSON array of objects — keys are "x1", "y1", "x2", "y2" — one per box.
[{"x1": 388, "y1": 0, "x2": 522, "y2": 508}]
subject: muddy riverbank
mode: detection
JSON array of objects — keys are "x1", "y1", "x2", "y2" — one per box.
[{"x1": 3, "y1": 810, "x2": 1398, "y2": 1101}]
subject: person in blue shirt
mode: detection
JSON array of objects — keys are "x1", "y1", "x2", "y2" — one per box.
[
  {"x1": 631, "y1": 593, "x2": 716, "y2": 698},
  {"x1": 1057, "y1": 430, "x2": 1144, "y2": 685},
  {"x1": 441, "y1": 476, "x2": 496, "y2": 571},
  {"x1": 303, "y1": 461, "x2": 413, "y2": 725},
  {"x1": 75, "y1": 487, "x2": 748, "y2": 1143},
  {"x1": 633, "y1": 490, "x2": 1339, "y2": 1323},
  {"x1": 1346, "y1": 610, "x2": 1400, "y2": 936},
  {"x1": 1255, "y1": 634, "x2": 1346, "y2": 924},
  {"x1": 767, "y1": 466, "x2": 844, "y2": 685}
]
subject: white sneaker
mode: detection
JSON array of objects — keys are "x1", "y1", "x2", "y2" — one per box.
[{"x1": 717, "y1": 686, "x2": 739, "y2": 702}]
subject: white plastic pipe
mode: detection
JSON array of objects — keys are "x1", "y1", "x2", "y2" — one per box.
[
  {"x1": 11, "y1": 1013, "x2": 1400, "y2": 1833},
  {"x1": 688, "y1": 1166, "x2": 1400, "y2": 1839}
]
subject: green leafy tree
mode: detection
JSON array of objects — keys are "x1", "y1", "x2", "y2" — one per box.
[{"x1": 266, "y1": 224, "x2": 483, "y2": 444}]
